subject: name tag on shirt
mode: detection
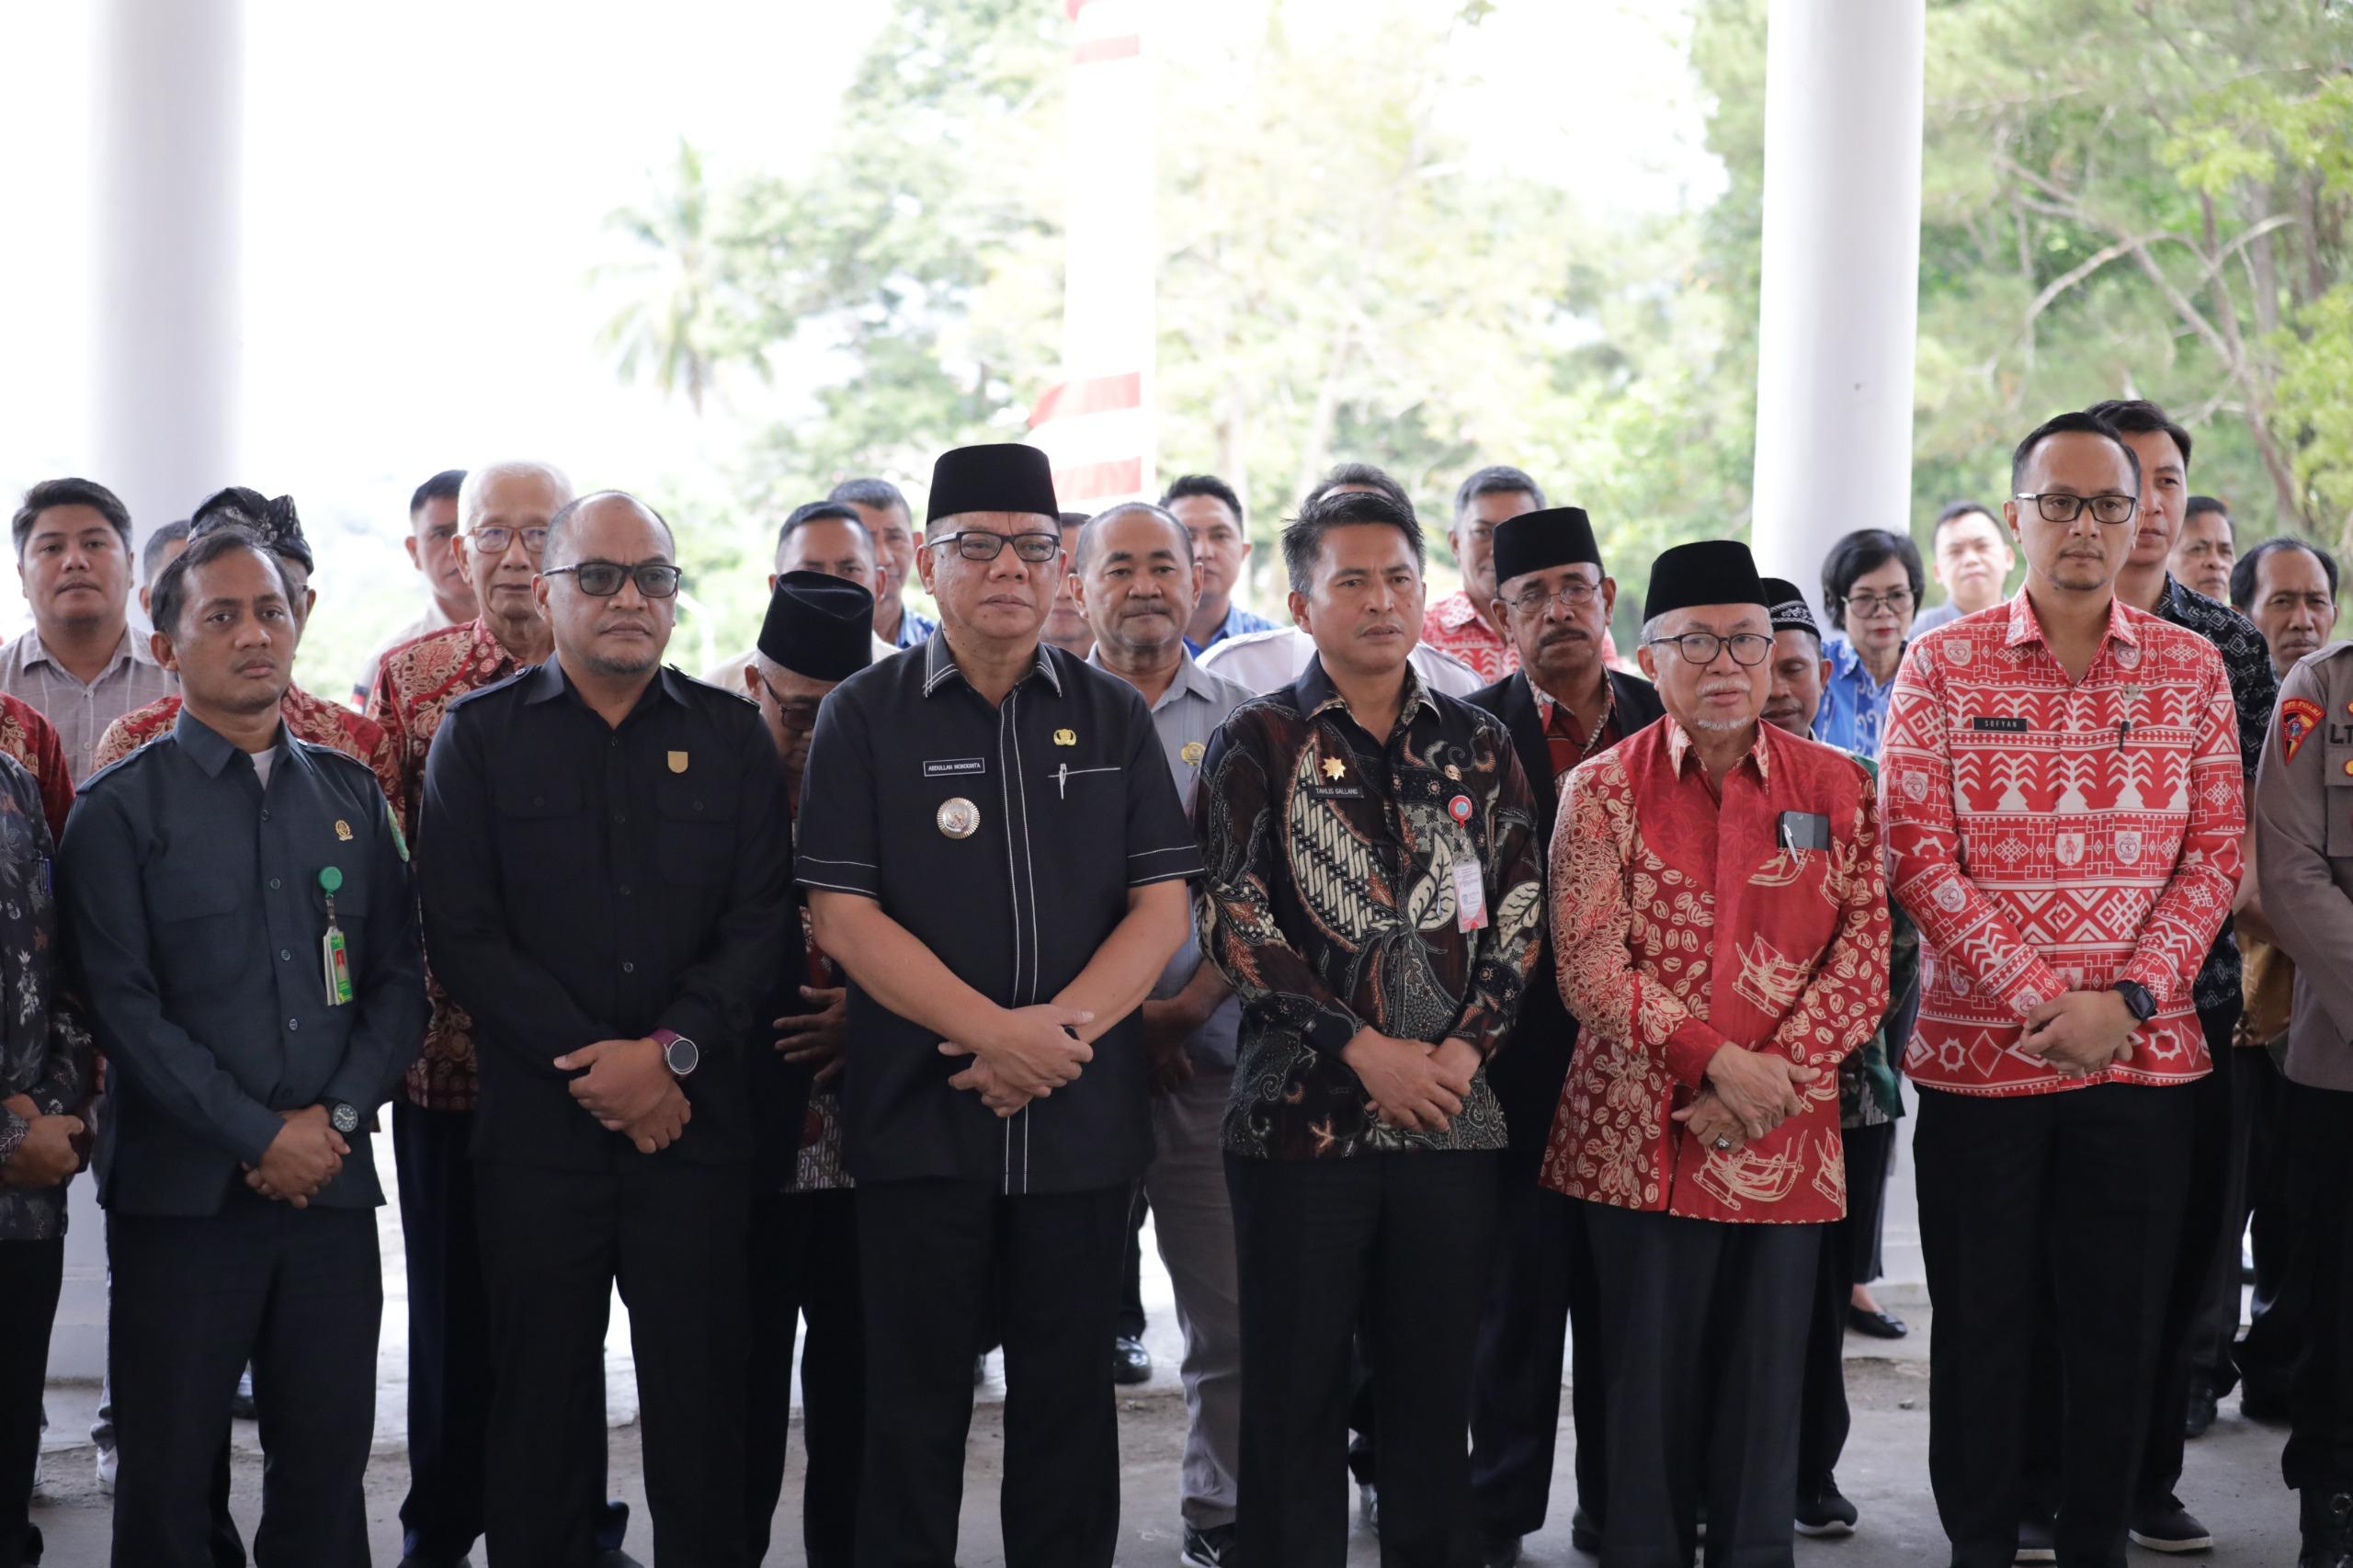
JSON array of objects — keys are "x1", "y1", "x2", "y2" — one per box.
[
  {"x1": 923, "y1": 757, "x2": 986, "y2": 778},
  {"x1": 1452, "y1": 859, "x2": 1488, "y2": 932},
  {"x1": 1971, "y1": 715, "x2": 2029, "y2": 733},
  {"x1": 1777, "y1": 811, "x2": 1831, "y2": 853}
]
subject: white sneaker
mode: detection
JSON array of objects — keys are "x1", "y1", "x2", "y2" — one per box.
[{"x1": 95, "y1": 1444, "x2": 116, "y2": 1496}]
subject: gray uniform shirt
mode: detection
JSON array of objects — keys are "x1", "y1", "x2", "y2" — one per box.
[
  {"x1": 1091, "y1": 651, "x2": 1253, "y2": 1071},
  {"x1": 2253, "y1": 639, "x2": 2353, "y2": 1090}
]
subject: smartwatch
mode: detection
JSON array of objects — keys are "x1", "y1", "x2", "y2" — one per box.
[
  {"x1": 2112, "y1": 981, "x2": 2156, "y2": 1025},
  {"x1": 653, "y1": 1029, "x2": 699, "y2": 1078},
  {"x1": 325, "y1": 1101, "x2": 361, "y2": 1137}
]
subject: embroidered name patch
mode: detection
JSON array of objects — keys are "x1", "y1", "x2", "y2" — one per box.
[
  {"x1": 2280, "y1": 697, "x2": 2324, "y2": 765},
  {"x1": 1970, "y1": 715, "x2": 2029, "y2": 733},
  {"x1": 923, "y1": 757, "x2": 986, "y2": 778}
]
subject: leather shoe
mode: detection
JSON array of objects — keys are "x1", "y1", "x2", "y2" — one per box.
[
  {"x1": 1478, "y1": 1532, "x2": 1522, "y2": 1567},
  {"x1": 594, "y1": 1554, "x2": 647, "y2": 1568},
  {"x1": 1847, "y1": 1302, "x2": 1908, "y2": 1339},
  {"x1": 2185, "y1": 1382, "x2": 2219, "y2": 1438},
  {"x1": 1112, "y1": 1335, "x2": 1152, "y2": 1384},
  {"x1": 1570, "y1": 1506, "x2": 1599, "y2": 1554}
]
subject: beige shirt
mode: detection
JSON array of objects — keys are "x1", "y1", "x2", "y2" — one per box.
[
  {"x1": 2253, "y1": 638, "x2": 2353, "y2": 1089},
  {"x1": 0, "y1": 626, "x2": 178, "y2": 783}
]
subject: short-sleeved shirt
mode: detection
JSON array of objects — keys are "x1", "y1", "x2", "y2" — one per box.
[
  {"x1": 0, "y1": 627, "x2": 178, "y2": 783},
  {"x1": 1089, "y1": 651, "x2": 1255, "y2": 1073},
  {"x1": 1420, "y1": 589, "x2": 1517, "y2": 684},
  {"x1": 792, "y1": 633, "x2": 1201, "y2": 1193}
]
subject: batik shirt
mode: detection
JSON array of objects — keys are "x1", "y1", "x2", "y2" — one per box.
[
  {"x1": 1420, "y1": 589, "x2": 1517, "y2": 684},
  {"x1": 1879, "y1": 593, "x2": 2242, "y2": 1096},
  {"x1": 0, "y1": 695, "x2": 74, "y2": 842},
  {"x1": 1541, "y1": 719, "x2": 1889, "y2": 1223},
  {"x1": 1193, "y1": 657, "x2": 1543, "y2": 1160},
  {"x1": 0, "y1": 753, "x2": 95, "y2": 1241},
  {"x1": 1815, "y1": 634, "x2": 1902, "y2": 756},
  {"x1": 362, "y1": 619, "x2": 526, "y2": 1111},
  {"x1": 95, "y1": 685, "x2": 404, "y2": 824}
]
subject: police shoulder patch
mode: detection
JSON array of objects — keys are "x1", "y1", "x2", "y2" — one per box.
[{"x1": 2279, "y1": 696, "x2": 2324, "y2": 765}]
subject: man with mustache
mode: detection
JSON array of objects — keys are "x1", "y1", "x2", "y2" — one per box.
[
  {"x1": 1547, "y1": 540, "x2": 1887, "y2": 1568},
  {"x1": 1914, "y1": 502, "x2": 2014, "y2": 634},
  {"x1": 62, "y1": 525, "x2": 426, "y2": 1566},
  {"x1": 1463, "y1": 506, "x2": 1662, "y2": 1564},
  {"x1": 827, "y1": 476, "x2": 938, "y2": 649},
  {"x1": 2172, "y1": 496, "x2": 2236, "y2": 604},
  {"x1": 1422, "y1": 466, "x2": 1544, "y2": 684},
  {"x1": 1073, "y1": 500, "x2": 1255, "y2": 1568},
  {"x1": 1883, "y1": 410, "x2": 2243, "y2": 1568}
]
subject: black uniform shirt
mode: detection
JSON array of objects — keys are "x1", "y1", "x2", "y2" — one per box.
[
  {"x1": 417, "y1": 661, "x2": 793, "y2": 1171},
  {"x1": 793, "y1": 634, "x2": 1201, "y2": 1193},
  {"x1": 61, "y1": 709, "x2": 427, "y2": 1216}
]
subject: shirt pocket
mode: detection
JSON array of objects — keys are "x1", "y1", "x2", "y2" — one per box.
[
  {"x1": 493, "y1": 771, "x2": 585, "y2": 892},
  {"x1": 2113, "y1": 723, "x2": 2197, "y2": 817},
  {"x1": 2325, "y1": 746, "x2": 2353, "y2": 858},
  {"x1": 654, "y1": 771, "x2": 737, "y2": 882},
  {"x1": 141, "y1": 868, "x2": 244, "y2": 989}
]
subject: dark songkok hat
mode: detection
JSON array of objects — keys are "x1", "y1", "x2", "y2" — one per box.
[
  {"x1": 1492, "y1": 506, "x2": 1602, "y2": 590},
  {"x1": 189, "y1": 486, "x2": 314, "y2": 572},
  {"x1": 926, "y1": 443, "x2": 1059, "y2": 526},
  {"x1": 757, "y1": 571, "x2": 875, "y2": 683},
  {"x1": 1643, "y1": 540, "x2": 1766, "y2": 623},
  {"x1": 1760, "y1": 576, "x2": 1820, "y2": 639}
]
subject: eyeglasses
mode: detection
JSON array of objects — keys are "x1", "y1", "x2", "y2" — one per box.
[
  {"x1": 2014, "y1": 492, "x2": 2139, "y2": 526},
  {"x1": 1506, "y1": 579, "x2": 1603, "y2": 616},
  {"x1": 1841, "y1": 589, "x2": 1915, "y2": 619},
  {"x1": 467, "y1": 526, "x2": 549, "y2": 554},
  {"x1": 926, "y1": 529, "x2": 1063, "y2": 563},
  {"x1": 541, "y1": 561, "x2": 684, "y2": 598},
  {"x1": 1643, "y1": 631, "x2": 1773, "y2": 666},
  {"x1": 756, "y1": 675, "x2": 825, "y2": 733}
]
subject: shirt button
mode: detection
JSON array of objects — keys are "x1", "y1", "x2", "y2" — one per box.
[
  {"x1": 619, "y1": 885, "x2": 632, "y2": 897},
  {"x1": 532, "y1": 795, "x2": 545, "y2": 809},
  {"x1": 287, "y1": 1018, "x2": 300, "y2": 1032},
  {"x1": 260, "y1": 810, "x2": 270, "y2": 822},
  {"x1": 613, "y1": 811, "x2": 627, "y2": 824},
  {"x1": 622, "y1": 960, "x2": 635, "y2": 973},
  {"x1": 268, "y1": 878, "x2": 281, "y2": 890},
  {"x1": 279, "y1": 949, "x2": 291, "y2": 961}
]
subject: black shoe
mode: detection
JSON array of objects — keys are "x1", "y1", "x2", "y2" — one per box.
[
  {"x1": 1569, "y1": 1506, "x2": 1599, "y2": 1555},
  {"x1": 1796, "y1": 1475, "x2": 1859, "y2": 1537},
  {"x1": 2130, "y1": 1498, "x2": 2214, "y2": 1553},
  {"x1": 1477, "y1": 1532, "x2": 1522, "y2": 1568},
  {"x1": 2184, "y1": 1382, "x2": 2220, "y2": 1438},
  {"x1": 1846, "y1": 1302, "x2": 1908, "y2": 1339},
  {"x1": 1112, "y1": 1335, "x2": 1152, "y2": 1384},
  {"x1": 2014, "y1": 1517, "x2": 2057, "y2": 1563},
  {"x1": 1358, "y1": 1482, "x2": 1379, "y2": 1534},
  {"x1": 396, "y1": 1560, "x2": 472, "y2": 1568},
  {"x1": 2301, "y1": 1489, "x2": 2353, "y2": 1568},
  {"x1": 2244, "y1": 1383, "x2": 2294, "y2": 1424},
  {"x1": 973, "y1": 1352, "x2": 988, "y2": 1387},
  {"x1": 592, "y1": 1555, "x2": 645, "y2": 1568},
  {"x1": 1181, "y1": 1522, "x2": 1234, "y2": 1568}
]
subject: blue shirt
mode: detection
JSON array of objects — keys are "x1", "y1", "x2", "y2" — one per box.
[
  {"x1": 1815, "y1": 634, "x2": 1902, "y2": 757},
  {"x1": 894, "y1": 608, "x2": 939, "y2": 650},
  {"x1": 1183, "y1": 601, "x2": 1277, "y2": 656}
]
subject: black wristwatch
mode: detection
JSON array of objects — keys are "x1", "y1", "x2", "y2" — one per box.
[
  {"x1": 2112, "y1": 981, "x2": 2156, "y2": 1025},
  {"x1": 325, "y1": 1101, "x2": 361, "y2": 1136}
]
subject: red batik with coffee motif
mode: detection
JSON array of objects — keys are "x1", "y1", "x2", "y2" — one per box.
[
  {"x1": 0, "y1": 695, "x2": 74, "y2": 840},
  {"x1": 1540, "y1": 718, "x2": 1890, "y2": 1224},
  {"x1": 1878, "y1": 594, "x2": 2242, "y2": 1097}
]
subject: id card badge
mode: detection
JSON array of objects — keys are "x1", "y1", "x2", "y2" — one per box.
[
  {"x1": 322, "y1": 923, "x2": 353, "y2": 1006},
  {"x1": 1452, "y1": 859, "x2": 1489, "y2": 932}
]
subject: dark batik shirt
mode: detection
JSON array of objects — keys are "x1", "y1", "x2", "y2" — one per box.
[
  {"x1": 2155, "y1": 574, "x2": 2278, "y2": 1016},
  {"x1": 0, "y1": 752, "x2": 93, "y2": 1240},
  {"x1": 1194, "y1": 656, "x2": 1543, "y2": 1160}
]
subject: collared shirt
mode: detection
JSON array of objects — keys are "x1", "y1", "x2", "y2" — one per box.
[
  {"x1": 1881, "y1": 594, "x2": 2243, "y2": 1097},
  {"x1": 1815, "y1": 634, "x2": 1902, "y2": 756},
  {"x1": 1542, "y1": 719, "x2": 1889, "y2": 1222},
  {"x1": 94, "y1": 684, "x2": 404, "y2": 824},
  {"x1": 1089, "y1": 650, "x2": 1256, "y2": 1073},
  {"x1": 60, "y1": 709, "x2": 427, "y2": 1217},
  {"x1": 361, "y1": 619, "x2": 529, "y2": 1111},
  {"x1": 1420, "y1": 588, "x2": 1517, "y2": 684},
  {"x1": 1196, "y1": 625, "x2": 1487, "y2": 699},
  {"x1": 0, "y1": 695, "x2": 74, "y2": 842},
  {"x1": 2249, "y1": 640, "x2": 2353, "y2": 1091},
  {"x1": 1183, "y1": 600, "x2": 1278, "y2": 656},
  {"x1": 1529, "y1": 673, "x2": 1628, "y2": 776},
  {"x1": 892, "y1": 607, "x2": 940, "y2": 650},
  {"x1": 2152, "y1": 573, "x2": 2278, "y2": 1015},
  {"x1": 1912, "y1": 600, "x2": 1965, "y2": 634},
  {"x1": 0, "y1": 753, "x2": 94, "y2": 1241},
  {"x1": 1194, "y1": 657, "x2": 1543, "y2": 1160},
  {"x1": 0, "y1": 626, "x2": 178, "y2": 783},
  {"x1": 794, "y1": 634, "x2": 1200, "y2": 1193},
  {"x1": 351, "y1": 599, "x2": 458, "y2": 705},
  {"x1": 418, "y1": 662, "x2": 794, "y2": 1171}
]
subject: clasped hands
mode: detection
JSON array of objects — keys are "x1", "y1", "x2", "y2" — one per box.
[
  {"x1": 938, "y1": 1005, "x2": 1099, "y2": 1119},
  {"x1": 1340, "y1": 1029, "x2": 1482, "y2": 1133},
  {"x1": 244, "y1": 1105, "x2": 347, "y2": 1206},
  {"x1": 1, "y1": 1093, "x2": 85, "y2": 1190},
  {"x1": 1674, "y1": 1045, "x2": 1824, "y2": 1155},
  {"x1": 2018, "y1": 989, "x2": 2139, "y2": 1078},
  {"x1": 555, "y1": 1038, "x2": 690, "y2": 1153}
]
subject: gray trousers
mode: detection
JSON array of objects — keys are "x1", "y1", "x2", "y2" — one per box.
[{"x1": 1143, "y1": 1067, "x2": 1245, "y2": 1530}]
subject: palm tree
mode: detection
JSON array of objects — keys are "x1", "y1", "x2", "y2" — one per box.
[{"x1": 597, "y1": 139, "x2": 741, "y2": 415}]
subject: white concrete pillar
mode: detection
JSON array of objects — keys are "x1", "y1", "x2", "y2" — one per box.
[
  {"x1": 1748, "y1": 0, "x2": 1926, "y2": 617},
  {"x1": 89, "y1": 0, "x2": 244, "y2": 540}
]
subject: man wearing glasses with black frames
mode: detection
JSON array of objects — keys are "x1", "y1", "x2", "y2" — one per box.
[{"x1": 418, "y1": 490, "x2": 794, "y2": 1566}]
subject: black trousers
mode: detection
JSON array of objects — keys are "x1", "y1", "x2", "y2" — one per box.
[
  {"x1": 745, "y1": 1187, "x2": 863, "y2": 1568},
  {"x1": 1116, "y1": 1182, "x2": 1148, "y2": 1340},
  {"x1": 2190, "y1": 1043, "x2": 2300, "y2": 1401},
  {"x1": 477, "y1": 1157, "x2": 750, "y2": 1568},
  {"x1": 1582, "y1": 1202, "x2": 1818, "y2": 1568},
  {"x1": 393, "y1": 1106, "x2": 627, "y2": 1564},
  {"x1": 1227, "y1": 1151, "x2": 1498, "y2": 1568},
  {"x1": 0, "y1": 1239, "x2": 61, "y2": 1568},
  {"x1": 1915, "y1": 1083, "x2": 2191, "y2": 1568},
  {"x1": 108, "y1": 1193, "x2": 381, "y2": 1568},
  {"x1": 1469, "y1": 1173, "x2": 1596, "y2": 1539},
  {"x1": 1796, "y1": 1119, "x2": 1895, "y2": 1487},
  {"x1": 2284, "y1": 1078, "x2": 2353, "y2": 1494},
  {"x1": 856, "y1": 1177, "x2": 1128, "y2": 1568}
]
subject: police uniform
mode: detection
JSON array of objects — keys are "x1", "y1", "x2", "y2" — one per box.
[
  {"x1": 417, "y1": 660, "x2": 793, "y2": 1568},
  {"x1": 60, "y1": 709, "x2": 427, "y2": 1568},
  {"x1": 2251, "y1": 640, "x2": 2353, "y2": 1552}
]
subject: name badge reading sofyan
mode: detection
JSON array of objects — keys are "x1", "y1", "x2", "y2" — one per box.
[{"x1": 937, "y1": 797, "x2": 981, "y2": 839}]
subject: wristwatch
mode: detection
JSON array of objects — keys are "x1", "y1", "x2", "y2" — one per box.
[
  {"x1": 653, "y1": 1029, "x2": 699, "y2": 1078},
  {"x1": 324, "y1": 1101, "x2": 361, "y2": 1136},
  {"x1": 2112, "y1": 981, "x2": 2156, "y2": 1025}
]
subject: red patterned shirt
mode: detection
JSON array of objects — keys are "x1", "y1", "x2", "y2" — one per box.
[
  {"x1": 364, "y1": 619, "x2": 528, "y2": 1110},
  {"x1": 1541, "y1": 718, "x2": 1889, "y2": 1224},
  {"x1": 93, "y1": 685, "x2": 403, "y2": 822},
  {"x1": 1879, "y1": 595, "x2": 2242, "y2": 1096},
  {"x1": 0, "y1": 696, "x2": 74, "y2": 841},
  {"x1": 1421, "y1": 589, "x2": 1517, "y2": 684}
]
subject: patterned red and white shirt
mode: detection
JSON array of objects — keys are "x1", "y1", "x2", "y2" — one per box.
[
  {"x1": 1421, "y1": 589, "x2": 1517, "y2": 684},
  {"x1": 92, "y1": 684, "x2": 404, "y2": 823},
  {"x1": 1541, "y1": 717, "x2": 1890, "y2": 1224},
  {"x1": 1879, "y1": 595, "x2": 2242, "y2": 1097},
  {"x1": 364, "y1": 618, "x2": 529, "y2": 1112}
]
